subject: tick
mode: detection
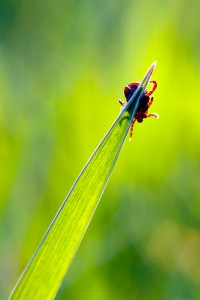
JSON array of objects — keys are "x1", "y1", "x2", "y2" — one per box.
[{"x1": 119, "y1": 80, "x2": 159, "y2": 140}]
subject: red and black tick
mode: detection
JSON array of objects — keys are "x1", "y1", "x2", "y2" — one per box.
[{"x1": 119, "y1": 80, "x2": 159, "y2": 140}]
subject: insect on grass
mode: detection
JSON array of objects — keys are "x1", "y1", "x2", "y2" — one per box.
[{"x1": 119, "y1": 80, "x2": 159, "y2": 140}]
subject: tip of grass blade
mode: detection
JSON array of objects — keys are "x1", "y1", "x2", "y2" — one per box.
[
  {"x1": 140, "y1": 61, "x2": 157, "y2": 87},
  {"x1": 150, "y1": 61, "x2": 157, "y2": 71}
]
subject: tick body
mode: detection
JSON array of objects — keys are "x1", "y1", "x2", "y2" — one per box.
[{"x1": 119, "y1": 80, "x2": 159, "y2": 140}]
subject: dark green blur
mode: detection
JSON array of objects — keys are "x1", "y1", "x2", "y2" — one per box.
[{"x1": 1, "y1": 0, "x2": 200, "y2": 299}]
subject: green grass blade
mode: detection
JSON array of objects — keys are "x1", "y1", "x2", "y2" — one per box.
[{"x1": 9, "y1": 62, "x2": 156, "y2": 300}]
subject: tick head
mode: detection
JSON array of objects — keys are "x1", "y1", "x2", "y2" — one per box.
[{"x1": 124, "y1": 82, "x2": 140, "y2": 102}]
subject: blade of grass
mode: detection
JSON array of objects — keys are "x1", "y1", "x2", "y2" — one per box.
[{"x1": 9, "y1": 62, "x2": 156, "y2": 300}]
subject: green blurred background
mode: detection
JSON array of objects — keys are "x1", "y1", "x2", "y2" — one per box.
[{"x1": 1, "y1": 0, "x2": 200, "y2": 299}]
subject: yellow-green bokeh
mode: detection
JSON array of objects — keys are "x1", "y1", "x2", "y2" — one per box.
[{"x1": 1, "y1": 0, "x2": 200, "y2": 299}]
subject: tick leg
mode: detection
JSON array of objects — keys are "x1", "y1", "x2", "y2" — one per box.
[
  {"x1": 129, "y1": 118, "x2": 136, "y2": 141},
  {"x1": 147, "y1": 113, "x2": 159, "y2": 119},
  {"x1": 147, "y1": 80, "x2": 157, "y2": 96},
  {"x1": 119, "y1": 99, "x2": 125, "y2": 107},
  {"x1": 147, "y1": 97, "x2": 153, "y2": 107}
]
